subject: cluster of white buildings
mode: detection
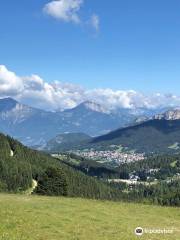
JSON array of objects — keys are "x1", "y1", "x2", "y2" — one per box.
[{"x1": 74, "y1": 150, "x2": 145, "y2": 164}]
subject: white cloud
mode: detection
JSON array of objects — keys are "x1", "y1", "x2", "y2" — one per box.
[
  {"x1": 89, "y1": 14, "x2": 99, "y2": 31},
  {"x1": 43, "y1": 0, "x2": 83, "y2": 24},
  {"x1": 43, "y1": 0, "x2": 100, "y2": 31},
  {"x1": 0, "y1": 65, "x2": 180, "y2": 111},
  {"x1": 0, "y1": 65, "x2": 23, "y2": 95}
]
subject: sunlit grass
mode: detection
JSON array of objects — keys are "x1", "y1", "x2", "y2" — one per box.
[{"x1": 0, "y1": 194, "x2": 179, "y2": 240}]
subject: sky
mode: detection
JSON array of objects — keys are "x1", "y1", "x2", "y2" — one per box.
[{"x1": 0, "y1": 0, "x2": 180, "y2": 110}]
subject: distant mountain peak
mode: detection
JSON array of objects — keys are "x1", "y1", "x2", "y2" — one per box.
[
  {"x1": 154, "y1": 109, "x2": 180, "y2": 120},
  {"x1": 78, "y1": 101, "x2": 110, "y2": 114},
  {"x1": 0, "y1": 97, "x2": 18, "y2": 112},
  {"x1": 0, "y1": 97, "x2": 17, "y2": 104}
]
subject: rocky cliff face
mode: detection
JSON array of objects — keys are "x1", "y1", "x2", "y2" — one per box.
[{"x1": 154, "y1": 109, "x2": 180, "y2": 120}]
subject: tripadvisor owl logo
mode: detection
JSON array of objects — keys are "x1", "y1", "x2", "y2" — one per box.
[{"x1": 135, "y1": 227, "x2": 144, "y2": 236}]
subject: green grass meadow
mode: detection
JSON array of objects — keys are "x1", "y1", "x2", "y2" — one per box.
[{"x1": 0, "y1": 194, "x2": 179, "y2": 240}]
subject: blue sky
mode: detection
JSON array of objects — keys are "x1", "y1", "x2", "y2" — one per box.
[{"x1": 0, "y1": 0, "x2": 180, "y2": 110}]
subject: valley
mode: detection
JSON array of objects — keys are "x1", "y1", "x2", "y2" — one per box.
[
  {"x1": 1, "y1": 1, "x2": 180, "y2": 239},
  {"x1": 0, "y1": 98, "x2": 180, "y2": 239},
  {"x1": 51, "y1": 151, "x2": 180, "y2": 206}
]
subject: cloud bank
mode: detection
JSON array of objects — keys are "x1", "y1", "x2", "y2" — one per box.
[{"x1": 0, "y1": 65, "x2": 180, "y2": 111}]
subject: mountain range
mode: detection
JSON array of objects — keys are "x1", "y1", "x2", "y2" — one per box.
[
  {"x1": 45, "y1": 109, "x2": 180, "y2": 154},
  {"x1": 0, "y1": 97, "x2": 166, "y2": 146}
]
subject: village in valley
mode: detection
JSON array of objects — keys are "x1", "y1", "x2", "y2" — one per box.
[{"x1": 73, "y1": 149, "x2": 145, "y2": 165}]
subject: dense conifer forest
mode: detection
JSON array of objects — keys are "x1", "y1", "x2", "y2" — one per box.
[{"x1": 0, "y1": 133, "x2": 121, "y2": 200}]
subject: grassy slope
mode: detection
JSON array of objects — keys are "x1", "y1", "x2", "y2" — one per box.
[{"x1": 0, "y1": 194, "x2": 179, "y2": 240}]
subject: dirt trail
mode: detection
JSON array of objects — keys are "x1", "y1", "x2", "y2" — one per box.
[
  {"x1": 10, "y1": 149, "x2": 14, "y2": 157},
  {"x1": 25, "y1": 180, "x2": 38, "y2": 195}
]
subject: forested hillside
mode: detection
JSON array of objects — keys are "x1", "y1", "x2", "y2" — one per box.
[
  {"x1": 44, "y1": 133, "x2": 92, "y2": 152},
  {"x1": 44, "y1": 119, "x2": 180, "y2": 154},
  {"x1": 0, "y1": 133, "x2": 32, "y2": 192},
  {"x1": 90, "y1": 119, "x2": 180, "y2": 153},
  {"x1": 0, "y1": 133, "x2": 122, "y2": 200},
  {"x1": 51, "y1": 152, "x2": 180, "y2": 206},
  {"x1": 0, "y1": 133, "x2": 180, "y2": 206}
]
